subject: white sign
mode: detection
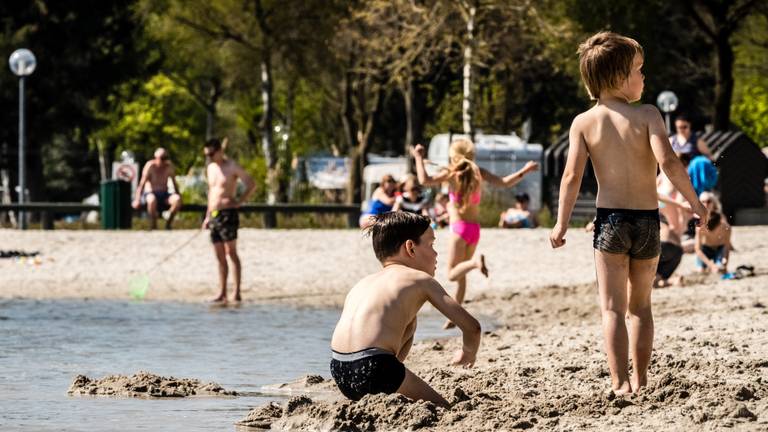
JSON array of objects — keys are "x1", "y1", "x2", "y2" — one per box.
[{"x1": 112, "y1": 162, "x2": 139, "y2": 196}]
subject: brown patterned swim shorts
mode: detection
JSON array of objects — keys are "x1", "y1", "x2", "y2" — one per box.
[{"x1": 593, "y1": 208, "x2": 660, "y2": 259}]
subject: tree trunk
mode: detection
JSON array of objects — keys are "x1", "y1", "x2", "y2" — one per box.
[
  {"x1": 713, "y1": 35, "x2": 734, "y2": 130},
  {"x1": 462, "y1": 3, "x2": 476, "y2": 138},
  {"x1": 403, "y1": 80, "x2": 415, "y2": 172},
  {"x1": 260, "y1": 55, "x2": 279, "y2": 204}
]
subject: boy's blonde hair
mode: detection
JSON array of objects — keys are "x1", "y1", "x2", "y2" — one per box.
[
  {"x1": 578, "y1": 31, "x2": 643, "y2": 100},
  {"x1": 447, "y1": 139, "x2": 481, "y2": 211}
]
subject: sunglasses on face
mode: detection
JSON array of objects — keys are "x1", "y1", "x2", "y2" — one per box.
[
  {"x1": 677, "y1": 125, "x2": 690, "y2": 130},
  {"x1": 204, "y1": 149, "x2": 218, "y2": 157}
]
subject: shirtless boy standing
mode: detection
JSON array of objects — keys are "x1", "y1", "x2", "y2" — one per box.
[
  {"x1": 132, "y1": 147, "x2": 182, "y2": 230},
  {"x1": 202, "y1": 138, "x2": 256, "y2": 303},
  {"x1": 331, "y1": 212, "x2": 481, "y2": 407},
  {"x1": 550, "y1": 32, "x2": 708, "y2": 394}
]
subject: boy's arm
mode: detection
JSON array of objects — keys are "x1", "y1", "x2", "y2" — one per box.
[
  {"x1": 550, "y1": 116, "x2": 589, "y2": 248},
  {"x1": 423, "y1": 278, "x2": 481, "y2": 366},
  {"x1": 480, "y1": 162, "x2": 539, "y2": 188},
  {"x1": 647, "y1": 106, "x2": 708, "y2": 226},
  {"x1": 411, "y1": 144, "x2": 451, "y2": 186}
]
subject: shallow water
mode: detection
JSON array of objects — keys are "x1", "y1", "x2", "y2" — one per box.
[{"x1": 0, "y1": 299, "x2": 479, "y2": 431}]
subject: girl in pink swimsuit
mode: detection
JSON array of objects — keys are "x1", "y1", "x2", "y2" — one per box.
[{"x1": 412, "y1": 139, "x2": 539, "y2": 328}]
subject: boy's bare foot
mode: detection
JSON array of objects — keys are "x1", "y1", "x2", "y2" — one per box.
[
  {"x1": 476, "y1": 254, "x2": 489, "y2": 278},
  {"x1": 612, "y1": 381, "x2": 632, "y2": 396},
  {"x1": 630, "y1": 375, "x2": 647, "y2": 393},
  {"x1": 443, "y1": 319, "x2": 456, "y2": 330},
  {"x1": 233, "y1": 293, "x2": 242, "y2": 302}
]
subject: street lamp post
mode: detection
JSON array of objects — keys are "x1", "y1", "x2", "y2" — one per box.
[
  {"x1": 656, "y1": 90, "x2": 678, "y2": 136},
  {"x1": 9, "y1": 48, "x2": 36, "y2": 230}
]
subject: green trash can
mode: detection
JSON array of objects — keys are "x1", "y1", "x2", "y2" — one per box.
[{"x1": 100, "y1": 180, "x2": 132, "y2": 229}]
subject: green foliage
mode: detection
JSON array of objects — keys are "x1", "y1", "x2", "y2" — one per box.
[
  {"x1": 96, "y1": 74, "x2": 207, "y2": 170},
  {"x1": 732, "y1": 79, "x2": 768, "y2": 147}
]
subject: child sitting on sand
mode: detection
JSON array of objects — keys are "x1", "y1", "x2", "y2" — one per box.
[
  {"x1": 694, "y1": 210, "x2": 732, "y2": 274},
  {"x1": 330, "y1": 212, "x2": 481, "y2": 407},
  {"x1": 550, "y1": 31, "x2": 707, "y2": 395}
]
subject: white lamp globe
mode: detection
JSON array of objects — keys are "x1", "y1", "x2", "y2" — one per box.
[{"x1": 9, "y1": 48, "x2": 37, "y2": 77}]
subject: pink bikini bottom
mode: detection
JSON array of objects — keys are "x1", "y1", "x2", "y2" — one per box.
[{"x1": 450, "y1": 221, "x2": 481, "y2": 245}]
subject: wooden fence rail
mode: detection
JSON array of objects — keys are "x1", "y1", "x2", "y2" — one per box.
[{"x1": 0, "y1": 202, "x2": 361, "y2": 229}]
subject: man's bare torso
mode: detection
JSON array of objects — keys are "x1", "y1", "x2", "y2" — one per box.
[
  {"x1": 577, "y1": 103, "x2": 659, "y2": 209},
  {"x1": 145, "y1": 161, "x2": 174, "y2": 193},
  {"x1": 207, "y1": 159, "x2": 240, "y2": 210},
  {"x1": 331, "y1": 266, "x2": 426, "y2": 354}
]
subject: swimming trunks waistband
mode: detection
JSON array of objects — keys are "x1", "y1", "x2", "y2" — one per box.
[
  {"x1": 596, "y1": 208, "x2": 659, "y2": 219},
  {"x1": 332, "y1": 347, "x2": 394, "y2": 362}
]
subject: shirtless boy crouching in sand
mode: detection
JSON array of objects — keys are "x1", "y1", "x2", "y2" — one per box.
[
  {"x1": 202, "y1": 138, "x2": 256, "y2": 303},
  {"x1": 550, "y1": 32, "x2": 707, "y2": 395},
  {"x1": 331, "y1": 212, "x2": 481, "y2": 407}
]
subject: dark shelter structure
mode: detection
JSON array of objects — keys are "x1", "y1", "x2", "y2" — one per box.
[
  {"x1": 543, "y1": 129, "x2": 768, "y2": 225},
  {"x1": 703, "y1": 130, "x2": 768, "y2": 224}
]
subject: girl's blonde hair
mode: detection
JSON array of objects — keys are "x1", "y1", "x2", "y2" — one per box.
[
  {"x1": 447, "y1": 139, "x2": 480, "y2": 210},
  {"x1": 449, "y1": 138, "x2": 476, "y2": 164}
]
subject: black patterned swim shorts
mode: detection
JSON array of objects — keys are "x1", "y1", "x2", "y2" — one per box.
[
  {"x1": 330, "y1": 348, "x2": 405, "y2": 401},
  {"x1": 209, "y1": 208, "x2": 239, "y2": 243},
  {"x1": 593, "y1": 208, "x2": 661, "y2": 259}
]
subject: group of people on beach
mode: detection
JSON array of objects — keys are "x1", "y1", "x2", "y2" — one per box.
[
  {"x1": 133, "y1": 30, "x2": 733, "y2": 408},
  {"x1": 328, "y1": 31, "x2": 722, "y2": 407}
]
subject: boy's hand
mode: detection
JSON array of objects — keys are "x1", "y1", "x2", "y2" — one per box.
[
  {"x1": 202, "y1": 217, "x2": 210, "y2": 229},
  {"x1": 131, "y1": 198, "x2": 141, "y2": 210},
  {"x1": 691, "y1": 201, "x2": 709, "y2": 228},
  {"x1": 451, "y1": 349, "x2": 476, "y2": 367},
  {"x1": 550, "y1": 223, "x2": 567, "y2": 248},
  {"x1": 410, "y1": 144, "x2": 425, "y2": 159},
  {"x1": 523, "y1": 161, "x2": 539, "y2": 173}
]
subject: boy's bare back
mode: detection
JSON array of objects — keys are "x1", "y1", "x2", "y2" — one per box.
[
  {"x1": 331, "y1": 265, "x2": 433, "y2": 356},
  {"x1": 573, "y1": 102, "x2": 660, "y2": 210}
]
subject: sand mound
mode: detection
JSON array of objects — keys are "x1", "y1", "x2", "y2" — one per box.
[{"x1": 67, "y1": 371, "x2": 237, "y2": 398}]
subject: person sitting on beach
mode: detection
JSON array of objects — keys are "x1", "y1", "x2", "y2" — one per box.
[
  {"x1": 132, "y1": 147, "x2": 183, "y2": 230},
  {"x1": 550, "y1": 32, "x2": 707, "y2": 395},
  {"x1": 412, "y1": 139, "x2": 538, "y2": 329},
  {"x1": 498, "y1": 192, "x2": 537, "y2": 228},
  {"x1": 427, "y1": 193, "x2": 450, "y2": 228},
  {"x1": 655, "y1": 216, "x2": 684, "y2": 288},
  {"x1": 330, "y1": 212, "x2": 481, "y2": 408},
  {"x1": 359, "y1": 174, "x2": 398, "y2": 228},
  {"x1": 202, "y1": 138, "x2": 256, "y2": 303},
  {"x1": 393, "y1": 175, "x2": 430, "y2": 216},
  {"x1": 669, "y1": 113, "x2": 713, "y2": 160},
  {"x1": 694, "y1": 210, "x2": 732, "y2": 274}
]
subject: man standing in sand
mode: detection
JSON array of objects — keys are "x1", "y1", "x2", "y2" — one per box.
[
  {"x1": 550, "y1": 32, "x2": 707, "y2": 395},
  {"x1": 202, "y1": 138, "x2": 256, "y2": 303},
  {"x1": 132, "y1": 148, "x2": 183, "y2": 230}
]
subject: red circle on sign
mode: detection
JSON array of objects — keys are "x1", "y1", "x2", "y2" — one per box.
[{"x1": 116, "y1": 164, "x2": 136, "y2": 182}]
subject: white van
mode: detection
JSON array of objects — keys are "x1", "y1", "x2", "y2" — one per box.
[{"x1": 426, "y1": 133, "x2": 544, "y2": 210}]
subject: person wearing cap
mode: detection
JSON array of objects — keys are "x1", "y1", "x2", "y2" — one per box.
[
  {"x1": 498, "y1": 192, "x2": 537, "y2": 228},
  {"x1": 132, "y1": 147, "x2": 183, "y2": 230}
]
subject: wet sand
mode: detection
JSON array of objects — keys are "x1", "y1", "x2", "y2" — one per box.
[{"x1": 2, "y1": 227, "x2": 767, "y2": 430}]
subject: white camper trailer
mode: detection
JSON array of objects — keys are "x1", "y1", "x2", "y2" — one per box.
[{"x1": 426, "y1": 133, "x2": 544, "y2": 210}]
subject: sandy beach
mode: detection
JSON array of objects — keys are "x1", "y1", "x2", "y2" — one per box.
[{"x1": 1, "y1": 226, "x2": 766, "y2": 430}]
